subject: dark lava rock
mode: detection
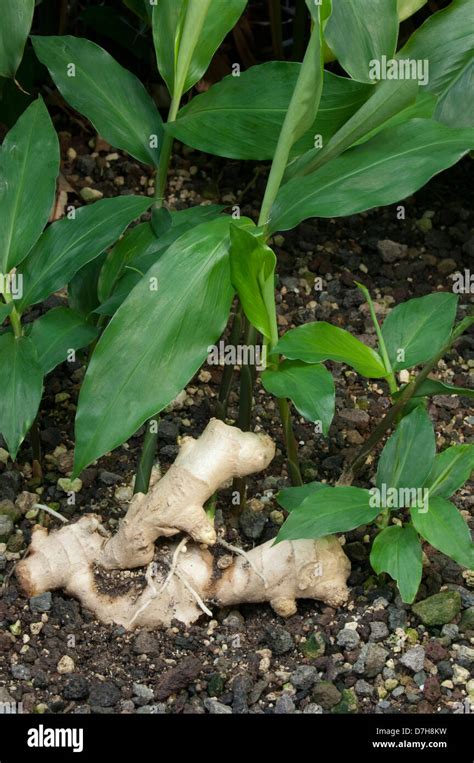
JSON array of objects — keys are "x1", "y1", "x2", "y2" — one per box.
[
  {"x1": 89, "y1": 681, "x2": 120, "y2": 707},
  {"x1": 0, "y1": 471, "x2": 23, "y2": 501},
  {"x1": 354, "y1": 643, "x2": 388, "y2": 677},
  {"x1": 312, "y1": 681, "x2": 342, "y2": 710},
  {"x1": 155, "y1": 656, "x2": 202, "y2": 700},
  {"x1": 239, "y1": 508, "x2": 266, "y2": 540},
  {"x1": 133, "y1": 631, "x2": 160, "y2": 656},
  {"x1": 29, "y1": 592, "x2": 52, "y2": 613},
  {"x1": 423, "y1": 676, "x2": 441, "y2": 703},
  {"x1": 265, "y1": 625, "x2": 294, "y2": 655},
  {"x1": 437, "y1": 661, "x2": 453, "y2": 680},
  {"x1": 63, "y1": 675, "x2": 90, "y2": 700},
  {"x1": 99, "y1": 471, "x2": 122, "y2": 486},
  {"x1": 232, "y1": 674, "x2": 252, "y2": 714},
  {"x1": 388, "y1": 607, "x2": 407, "y2": 631}
]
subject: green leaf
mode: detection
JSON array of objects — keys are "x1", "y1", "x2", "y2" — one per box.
[
  {"x1": 275, "y1": 322, "x2": 386, "y2": 378},
  {"x1": 381, "y1": 292, "x2": 458, "y2": 370},
  {"x1": 166, "y1": 65, "x2": 372, "y2": 160},
  {"x1": 397, "y1": 0, "x2": 427, "y2": 21},
  {"x1": 262, "y1": 360, "x2": 335, "y2": 433},
  {"x1": 0, "y1": 0, "x2": 34, "y2": 78},
  {"x1": 97, "y1": 205, "x2": 225, "y2": 310},
  {"x1": 73, "y1": 216, "x2": 246, "y2": 475},
  {"x1": 32, "y1": 35, "x2": 163, "y2": 166},
  {"x1": 269, "y1": 119, "x2": 474, "y2": 233},
  {"x1": 398, "y1": 0, "x2": 474, "y2": 97},
  {"x1": 276, "y1": 486, "x2": 378, "y2": 543},
  {"x1": 277, "y1": 481, "x2": 325, "y2": 512},
  {"x1": 0, "y1": 333, "x2": 43, "y2": 459},
  {"x1": 376, "y1": 406, "x2": 435, "y2": 495},
  {"x1": 17, "y1": 195, "x2": 151, "y2": 310},
  {"x1": 151, "y1": 207, "x2": 172, "y2": 239},
  {"x1": 0, "y1": 303, "x2": 13, "y2": 324},
  {"x1": 229, "y1": 224, "x2": 276, "y2": 341},
  {"x1": 69, "y1": 253, "x2": 107, "y2": 318},
  {"x1": 435, "y1": 59, "x2": 474, "y2": 129},
  {"x1": 286, "y1": 78, "x2": 419, "y2": 179},
  {"x1": 411, "y1": 496, "x2": 474, "y2": 569},
  {"x1": 414, "y1": 378, "x2": 474, "y2": 399},
  {"x1": 424, "y1": 444, "x2": 474, "y2": 499},
  {"x1": 370, "y1": 525, "x2": 422, "y2": 604},
  {"x1": 152, "y1": 0, "x2": 246, "y2": 98},
  {"x1": 29, "y1": 307, "x2": 99, "y2": 375},
  {"x1": 325, "y1": 0, "x2": 399, "y2": 83},
  {"x1": 0, "y1": 98, "x2": 60, "y2": 272}
]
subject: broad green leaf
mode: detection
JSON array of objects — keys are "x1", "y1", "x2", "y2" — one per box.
[
  {"x1": 29, "y1": 307, "x2": 99, "y2": 375},
  {"x1": 73, "y1": 216, "x2": 247, "y2": 475},
  {"x1": 381, "y1": 292, "x2": 458, "y2": 370},
  {"x1": 0, "y1": 303, "x2": 13, "y2": 324},
  {"x1": 435, "y1": 59, "x2": 474, "y2": 129},
  {"x1": 0, "y1": 333, "x2": 43, "y2": 459},
  {"x1": 370, "y1": 525, "x2": 422, "y2": 603},
  {"x1": 398, "y1": 0, "x2": 474, "y2": 128},
  {"x1": 32, "y1": 36, "x2": 163, "y2": 166},
  {"x1": 167, "y1": 65, "x2": 372, "y2": 160},
  {"x1": 398, "y1": 0, "x2": 473, "y2": 95},
  {"x1": 277, "y1": 481, "x2": 325, "y2": 513},
  {"x1": 17, "y1": 195, "x2": 151, "y2": 310},
  {"x1": 276, "y1": 486, "x2": 378, "y2": 542},
  {"x1": 152, "y1": 0, "x2": 246, "y2": 98},
  {"x1": 325, "y1": 0, "x2": 399, "y2": 83},
  {"x1": 0, "y1": 98, "x2": 60, "y2": 272},
  {"x1": 0, "y1": 0, "x2": 34, "y2": 78},
  {"x1": 97, "y1": 205, "x2": 225, "y2": 310},
  {"x1": 229, "y1": 225, "x2": 276, "y2": 341},
  {"x1": 424, "y1": 444, "x2": 474, "y2": 499},
  {"x1": 151, "y1": 207, "x2": 172, "y2": 239},
  {"x1": 376, "y1": 406, "x2": 435, "y2": 495},
  {"x1": 414, "y1": 378, "x2": 474, "y2": 399},
  {"x1": 262, "y1": 360, "x2": 335, "y2": 433},
  {"x1": 269, "y1": 120, "x2": 474, "y2": 233},
  {"x1": 275, "y1": 322, "x2": 386, "y2": 378},
  {"x1": 411, "y1": 496, "x2": 474, "y2": 568},
  {"x1": 286, "y1": 78, "x2": 419, "y2": 179}
]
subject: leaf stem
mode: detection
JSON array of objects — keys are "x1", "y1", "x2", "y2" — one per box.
[
  {"x1": 3, "y1": 291, "x2": 22, "y2": 338},
  {"x1": 355, "y1": 281, "x2": 397, "y2": 394}
]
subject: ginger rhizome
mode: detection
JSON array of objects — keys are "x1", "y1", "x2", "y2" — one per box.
[{"x1": 17, "y1": 420, "x2": 350, "y2": 628}]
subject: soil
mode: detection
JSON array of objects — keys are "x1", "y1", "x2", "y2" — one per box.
[{"x1": 0, "y1": 123, "x2": 472, "y2": 715}]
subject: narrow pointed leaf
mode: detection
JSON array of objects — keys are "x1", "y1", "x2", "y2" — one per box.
[
  {"x1": 381, "y1": 292, "x2": 458, "y2": 370},
  {"x1": 325, "y1": 0, "x2": 399, "y2": 83},
  {"x1": 413, "y1": 378, "x2": 474, "y2": 400},
  {"x1": 376, "y1": 406, "x2": 436, "y2": 494},
  {"x1": 73, "y1": 216, "x2": 247, "y2": 475},
  {"x1": 286, "y1": 78, "x2": 419, "y2": 179},
  {"x1": 0, "y1": 333, "x2": 43, "y2": 459},
  {"x1": 269, "y1": 120, "x2": 474, "y2": 233},
  {"x1": 276, "y1": 486, "x2": 378, "y2": 542},
  {"x1": 424, "y1": 444, "x2": 474, "y2": 499},
  {"x1": 17, "y1": 195, "x2": 151, "y2": 310},
  {"x1": 275, "y1": 322, "x2": 386, "y2": 378},
  {"x1": 0, "y1": 98, "x2": 60, "y2": 272},
  {"x1": 370, "y1": 525, "x2": 422, "y2": 603},
  {"x1": 0, "y1": 0, "x2": 34, "y2": 78},
  {"x1": 29, "y1": 307, "x2": 99, "y2": 375},
  {"x1": 262, "y1": 360, "x2": 335, "y2": 433},
  {"x1": 230, "y1": 224, "x2": 276, "y2": 341},
  {"x1": 411, "y1": 496, "x2": 474, "y2": 569},
  {"x1": 32, "y1": 35, "x2": 163, "y2": 166},
  {"x1": 152, "y1": 0, "x2": 246, "y2": 97}
]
